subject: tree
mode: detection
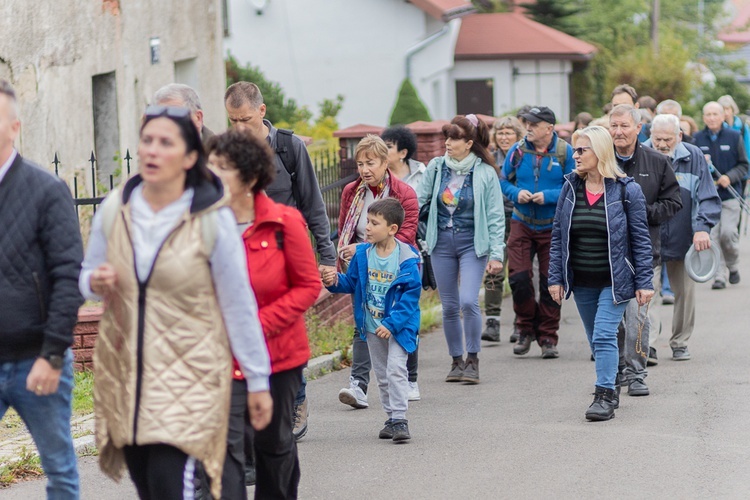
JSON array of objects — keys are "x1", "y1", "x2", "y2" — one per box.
[
  {"x1": 520, "y1": 0, "x2": 580, "y2": 35},
  {"x1": 389, "y1": 79, "x2": 432, "y2": 126}
]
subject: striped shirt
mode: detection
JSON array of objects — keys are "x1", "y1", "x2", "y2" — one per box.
[{"x1": 570, "y1": 182, "x2": 611, "y2": 287}]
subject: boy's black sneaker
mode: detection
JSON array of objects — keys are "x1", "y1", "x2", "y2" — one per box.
[
  {"x1": 379, "y1": 419, "x2": 394, "y2": 439},
  {"x1": 391, "y1": 420, "x2": 411, "y2": 442}
]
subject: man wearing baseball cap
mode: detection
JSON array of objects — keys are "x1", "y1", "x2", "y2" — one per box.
[{"x1": 500, "y1": 106, "x2": 575, "y2": 358}]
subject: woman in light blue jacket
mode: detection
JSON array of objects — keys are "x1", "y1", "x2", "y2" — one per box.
[{"x1": 417, "y1": 114, "x2": 505, "y2": 384}]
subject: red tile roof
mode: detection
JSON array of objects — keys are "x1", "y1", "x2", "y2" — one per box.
[
  {"x1": 455, "y1": 13, "x2": 597, "y2": 61},
  {"x1": 333, "y1": 124, "x2": 385, "y2": 139},
  {"x1": 409, "y1": 0, "x2": 475, "y2": 22}
]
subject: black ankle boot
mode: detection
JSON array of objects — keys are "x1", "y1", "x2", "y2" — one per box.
[
  {"x1": 585, "y1": 386, "x2": 616, "y2": 421},
  {"x1": 613, "y1": 373, "x2": 621, "y2": 410}
]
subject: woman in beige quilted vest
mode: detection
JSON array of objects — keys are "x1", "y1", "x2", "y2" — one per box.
[{"x1": 79, "y1": 106, "x2": 273, "y2": 500}]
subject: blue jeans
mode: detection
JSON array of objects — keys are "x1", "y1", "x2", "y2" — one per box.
[
  {"x1": 294, "y1": 373, "x2": 306, "y2": 406},
  {"x1": 572, "y1": 287, "x2": 629, "y2": 390},
  {"x1": 431, "y1": 228, "x2": 488, "y2": 357},
  {"x1": 0, "y1": 350, "x2": 79, "y2": 499}
]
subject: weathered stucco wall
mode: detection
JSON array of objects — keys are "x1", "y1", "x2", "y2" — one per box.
[{"x1": 0, "y1": 0, "x2": 226, "y2": 182}]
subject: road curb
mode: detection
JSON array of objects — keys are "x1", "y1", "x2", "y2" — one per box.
[{"x1": 303, "y1": 349, "x2": 348, "y2": 380}]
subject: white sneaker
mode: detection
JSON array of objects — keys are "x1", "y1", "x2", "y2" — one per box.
[
  {"x1": 338, "y1": 376, "x2": 368, "y2": 408},
  {"x1": 407, "y1": 381, "x2": 421, "y2": 401}
]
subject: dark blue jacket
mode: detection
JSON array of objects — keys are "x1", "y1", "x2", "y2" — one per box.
[
  {"x1": 500, "y1": 133, "x2": 575, "y2": 231},
  {"x1": 327, "y1": 240, "x2": 421, "y2": 353},
  {"x1": 549, "y1": 173, "x2": 654, "y2": 304},
  {"x1": 693, "y1": 126, "x2": 749, "y2": 201},
  {"x1": 660, "y1": 142, "x2": 722, "y2": 261}
]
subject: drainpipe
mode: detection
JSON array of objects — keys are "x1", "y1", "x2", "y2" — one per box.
[{"x1": 405, "y1": 23, "x2": 451, "y2": 81}]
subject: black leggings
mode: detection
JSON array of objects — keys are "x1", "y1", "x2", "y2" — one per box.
[{"x1": 124, "y1": 443, "x2": 195, "y2": 500}]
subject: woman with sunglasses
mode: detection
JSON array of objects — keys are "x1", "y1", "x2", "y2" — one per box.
[
  {"x1": 548, "y1": 126, "x2": 654, "y2": 421},
  {"x1": 79, "y1": 106, "x2": 272, "y2": 499},
  {"x1": 416, "y1": 114, "x2": 505, "y2": 384}
]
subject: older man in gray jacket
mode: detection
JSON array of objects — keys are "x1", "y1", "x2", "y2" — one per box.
[{"x1": 650, "y1": 114, "x2": 721, "y2": 362}]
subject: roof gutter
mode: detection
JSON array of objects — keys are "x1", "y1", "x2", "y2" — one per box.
[{"x1": 405, "y1": 24, "x2": 451, "y2": 81}]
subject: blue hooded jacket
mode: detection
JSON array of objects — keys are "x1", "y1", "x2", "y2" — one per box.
[
  {"x1": 327, "y1": 240, "x2": 421, "y2": 353},
  {"x1": 500, "y1": 132, "x2": 575, "y2": 231},
  {"x1": 660, "y1": 142, "x2": 722, "y2": 261},
  {"x1": 549, "y1": 173, "x2": 654, "y2": 304}
]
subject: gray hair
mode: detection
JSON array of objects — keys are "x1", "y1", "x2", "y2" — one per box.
[
  {"x1": 0, "y1": 79, "x2": 19, "y2": 119},
  {"x1": 717, "y1": 95, "x2": 739, "y2": 115},
  {"x1": 651, "y1": 114, "x2": 681, "y2": 135},
  {"x1": 152, "y1": 83, "x2": 203, "y2": 113},
  {"x1": 609, "y1": 104, "x2": 641, "y2": 126},
  {"x1": 656, "y1": 99, "x2": 682, "y2": 117},
  {"x1": 703, "y1": 101, "x2": 723, "y2": 115}
]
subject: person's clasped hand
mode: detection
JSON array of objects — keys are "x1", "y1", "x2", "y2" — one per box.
[
  {"x1": 548, "y1": 284, "x2": 563, "y2": 305},
  {"x1": 635, "y1": 289, "x2": 655, "y2": 306}
]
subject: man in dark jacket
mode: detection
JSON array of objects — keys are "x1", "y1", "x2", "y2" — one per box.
[
  {"x1": 610, "y1": 104, "x2": 682, "y2": 397},
  {"x1": 650, "y1": 114, "x2": 721, "y2": 362},
  {"x1": 152, "y1": 83, "x2": 215, "y2": 146},
  {"x1": 0, "y1": 80, "x2": 83, "y2": 497},
  {"x1": 694, "y1": 101, "x2": 749, "y2": 290}
]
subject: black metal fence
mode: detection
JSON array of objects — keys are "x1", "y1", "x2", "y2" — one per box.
[{"x1": 54, "y1": 147, "x2": 358, "y2": 237}]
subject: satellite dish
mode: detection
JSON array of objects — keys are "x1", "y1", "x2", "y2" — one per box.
[{"x1": 248, "y1": 0, "x2": 269, "y2": 15}]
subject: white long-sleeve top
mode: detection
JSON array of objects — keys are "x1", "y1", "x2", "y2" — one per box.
[{"x1": 79, "y1": 184, "x2": 271, "y2": 392}]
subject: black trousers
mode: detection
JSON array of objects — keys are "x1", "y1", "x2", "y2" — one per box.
[
  {"x1": 124, "y1": 443, "x2": 195, "y2": 500},
  {"x1": 235, "y1": 367, "x2": 303, "y2": 499}
]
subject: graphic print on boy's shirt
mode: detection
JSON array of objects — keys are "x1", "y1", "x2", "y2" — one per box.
[{"x1": 365, "y1": 245, "x2": 400, "y2": 334}]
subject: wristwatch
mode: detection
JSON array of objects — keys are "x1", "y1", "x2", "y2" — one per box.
[{"x1": 43, "y1": 354, "x2": 64, "y2": 370}]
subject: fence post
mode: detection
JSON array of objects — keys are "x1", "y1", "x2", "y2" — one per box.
[
  {"x1": 52, "y1": 153, "x2": 60, "y2": 177},
  {"x1": 89, "y1": 151, "x2": 97, "y2": 213},
  {"x1": 124, "y1": 149, "x2": 132, "y2": 176}
]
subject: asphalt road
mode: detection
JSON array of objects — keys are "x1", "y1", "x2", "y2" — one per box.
[{"x1": 3, "y1": 241, "x2": 750, "y2": 499}]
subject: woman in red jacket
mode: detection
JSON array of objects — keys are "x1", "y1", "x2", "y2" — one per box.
[
  {"x1": 207, "y1": 129, "x2": 321, "y2": 499},
  {"x1": 335, "y1": 134, "x2": 421, "y2": 409}
]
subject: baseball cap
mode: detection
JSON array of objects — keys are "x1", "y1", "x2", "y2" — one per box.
[
  {"x1": 684, "y1": 244, "x2": 721, "y2": 283},
  {"x1": 521, "y1": 106, "x2": 556, "y2": 125}
]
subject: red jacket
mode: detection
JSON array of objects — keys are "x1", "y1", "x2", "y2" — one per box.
[
  {"x1": 338, "y1": 175, "x2": 418, "y2": 247},
  {"x1": 233, "y1": 192, "x2": 321, "y2": 378}
]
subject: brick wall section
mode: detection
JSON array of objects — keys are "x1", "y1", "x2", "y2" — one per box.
[{"x1": 72, "y1": 293, "x2": 354, "y2": 370}]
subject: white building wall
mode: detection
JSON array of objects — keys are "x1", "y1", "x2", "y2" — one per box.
[
  {"x1": 451, "y1": 59, "x2": 573, "y2": 120},
  {"x1": 225, "y1": 0, "x2": 444, "y2": 126},
  {"x1": 0, "y1": 0, "x2": 226, "y2": 179}
]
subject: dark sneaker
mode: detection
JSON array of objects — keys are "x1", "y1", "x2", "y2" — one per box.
[
  {"x1": 662, "y1": 294, "x2": 675, "y2": 305},
  {"x1": 647, "y1": 346, "x2": 658, "y2": 366},
  {"x1": 379, "y1": 419, "x2": 394, "y2": 439},
  {"x1": 292, "y1": 397, "x2": 309, "y2": 441},
  {"x1": 590, "y1": 353, "x2": 595, "y2": 362},
  {"x1": 672, "y1": 346, "x2": 691, "y2": 361},
  {"x1": 585, "y1": 386, "x2": 616, "y2": 421},
  {"x1": 391, "y1": 420, "x2": 411, "y2": 442},
  {"x1": 461, "y1": 358, "x2": 480, "y2": 384},
  {"x1": 481, "y1": 318, "x2": 500, "y2": 342},
  {"x1": 541, "y1": 343, "x2": 559, "y2": 359},
  {"x1": 628, "y1": 378, "x2": 650, "y2": 396},
  {"x1": 513, "y1": 334, "x2": 532, "y2": 355},
  {"x1": 445, "y1": 359, "x2": 464, "y2": 382},
  {"x1": 712, "y1": 281, "x2": 726, "y2": 290},
  {"x1": 730, "y1": 270, "x2": 741, "y2": 284},
  {"x1": 509, "y1": 328, "x2": 519, "y2": 343}
]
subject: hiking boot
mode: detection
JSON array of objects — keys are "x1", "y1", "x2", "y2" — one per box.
[
  {"x1": 647, "y1": 346, "x2": 658, "y2": 366},
  {"x1": 509, "y1": 327, "x2": 520, "y2": 343},
  {"x1": 662, "y1": 293, "x2": 675, "y2": 305},
  {"x1": 541, "y1": 342, "x2": 559, "y2": 359},
  {"x1": 585, "y1": 386, "x2": 616, "y2": 421},
  {"x1": 481, "y1": 318, "x2": 501, "y2": 342},
  {"x1": 672, "y1": 346, "x2": 691, "y2": 361},
  {"x1": 292, "y1": 397, "x2": 309, "y2": 441},
  {"x1": 407, "y1": 381, "x2": 421, "y2": 401},
  {"x1": 712, "y1": 280, "x2": 726, "y2": 290},
  {"x1": 338, "y1": 377, "x2": 369, "y2": 408},
  {"x1": 730, "y1": 270, "x2": 741, "y2": 284},
  {"x1": 445, "y1": 358, "x2": 464, "y2": 382},
  {"x1": 628, "y1": 378, "x2": 650, "y2": 396},
  {"x1": 513, "y1": 334, "x2": 533, "y2": 355},
  {"x1": 391, "y1": 419, "x2": 411, "y2": 442},
  {"x1": 461, "y1": 358, "x2": 480, "y2": 384},
  {"x1": 379, "y1": 419, "x2": 394, "y2": 439}
]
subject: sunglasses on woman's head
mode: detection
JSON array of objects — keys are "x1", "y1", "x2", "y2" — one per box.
[{"x1": 144, "y1": 105, "x2": 191, "y2": 119}]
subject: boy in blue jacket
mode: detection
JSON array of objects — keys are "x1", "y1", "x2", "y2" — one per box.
[{"x1": 323, "y1": 198, "x2": 422, "y2": 442}]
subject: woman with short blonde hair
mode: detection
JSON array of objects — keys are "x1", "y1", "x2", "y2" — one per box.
[{"x1": 571, "y1": 126, "x2": 625, "y2": 180}]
